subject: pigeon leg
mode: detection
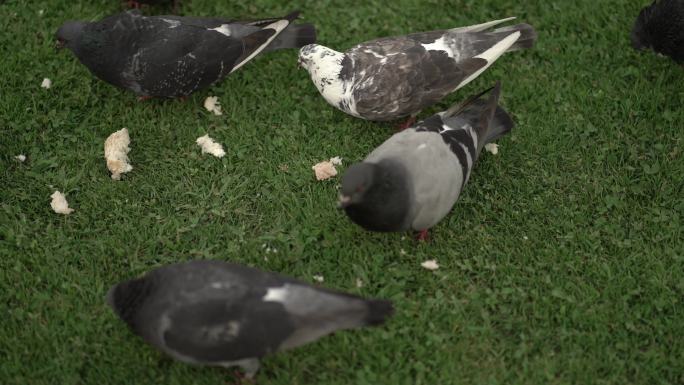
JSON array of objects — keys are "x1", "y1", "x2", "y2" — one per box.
[
  {"x1": 225, "y1": 358, "x2": 259, "y2": 384},
  {"x1": 395, "y1": 115, "x2": 417, "y2": 131},
  {"x1": 126, "y1": 0, "x2": 142, "y2": 8},
  {"x1": 230, "y1": 370, "x2": 256, "y2": 385},
  {"x1": 137, "y1": 95, "x2": 153, "y2": 102},
  {"x1": 416, "y1": 229, "x2": 429, "y2": 241}
]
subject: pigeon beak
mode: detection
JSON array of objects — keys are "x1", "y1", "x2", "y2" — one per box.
[{"x1": 337, "y1": 194, "x2": 351, "y2": 209}]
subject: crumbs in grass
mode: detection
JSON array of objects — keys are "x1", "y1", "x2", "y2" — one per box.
[
  {"x1": 313, "y1": 275, "x2": 324, "y2": 283},
  {"x1": 420, "y1": 259, "x2": 439, "y2": 271},
  {"x1": 105, "y1": 128, "x2": 133, "y2": 180},
  {"x1": 196, "y1": 134, "x2": 225, "y2": 158},
  {"x1": 50, "y1": 191, "x2": 74, "y2": 215},
  {"x1": 15, "y1": 154, "x2": 26, "y2": 162},
  {"x1": 312, "y1": 156, "x2": 343, "y2": 181},
  {"x1": 484, "y1": 143, "x2": 499, "y2": 155},
  {"x1": 41, "y1": 78, "x2": 52, "y2": 89},
  {"x1": 203, "y1": 96, "x2": 223, "y2": 116}
]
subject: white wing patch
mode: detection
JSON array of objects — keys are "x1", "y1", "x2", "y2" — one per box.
[
  {"x1": 229, "y1": 19, "x2": 290, "y2": 74},
  {"x1": 210, "y1": 24, "x2": 232, "y2": 37},
  {"x1": 456, "y1": 31, "x2": 520, "y2": 90},
  {"x1": 161, "y1": 18, "x2": 181, "y2": 28},
  {"x1": 421, "y1": 37, "x2": 454, "y2": 58},
  {"x1": 263, "y1": 286, "x2": 289, "y2": 303}
]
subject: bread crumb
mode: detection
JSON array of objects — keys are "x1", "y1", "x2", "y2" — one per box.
[
  {"x1": 329, "y1": 156, "x2": 343, "y2": 165},
  {"x1": 420, "y1": 259, "x2": 439, "y2": 270},
  {"x1": 203, "y1": 96, "x2": 223, "y2": 115},
  {"x1": 41, "y1": 78, "x2": 52, "y2": 89},
  {"x1": 355, "y1": 278, "x2": 364, "y2": 288},
  {"x1": 313, "y1": 275, "x2": 324, "y2": 282},
  {"x1": 104, "y1": 128, "x2": 133, "y2": 180},
  {"x1": 196, "y1": 134, "x2": 226, "y2": 158},
  {"x1": 484, "y1": 143, "x2": 499, "y2": 155},
  {"x1": 15, "y1": 154, "x2": 26, "y2": 162},
  {"x1": 50, "y1": 191, "x2": 74, "y2": 215}
]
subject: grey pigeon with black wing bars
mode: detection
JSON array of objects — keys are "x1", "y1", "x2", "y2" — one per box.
[{"x1": 339, "y1": 81, "x2": 513, "y2": 240}]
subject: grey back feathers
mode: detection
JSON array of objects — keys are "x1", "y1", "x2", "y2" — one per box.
[
  {"x1": 341, "y1": 82, "x2": 513, "y2": 232},
  {"x1": 299, "y1": 17, "x2": 535, "y2": 121},
  {"x1": 631, "y1": 0, "x2": 684, "y2": 63},
  {"x1": 56, "y1": 10, "x2": 316, "y2": 98},
  {"x1": 106, "y1": 260, "x2": 393, "y2": 378}
]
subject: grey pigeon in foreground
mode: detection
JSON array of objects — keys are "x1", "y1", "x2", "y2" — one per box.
[
  {"x1": 107, "y1": 260, "x2": 393, "y2": 378},
  {"x1": 298, "y1": 18, "x2": 535, "y2": 126},
  {"x1": 338, "y1": 81, "x2": 513, "y2": 240},
  {"x1": 631, "y1": 0, "x2": 684, "y2": 63},
  {"x1": 56, "y1": 10, "x2": 316, "y2": 99}
]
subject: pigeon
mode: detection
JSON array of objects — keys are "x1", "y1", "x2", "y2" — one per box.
[
  {"x1": 631, "y1": 0, "x2": 684, "y2": 63},
  {"x1": 338, "y1": 81, "x2": 512, "y2": 240},
  {"x1": 55, "y1": 10, "x2": 316, "y2": 99},
  {"x1": 298, "y1": 18, "x2": 535, "y2": 126},
  {"x1": 106, "y1": 260, "x2": 394, "y2": 378}
]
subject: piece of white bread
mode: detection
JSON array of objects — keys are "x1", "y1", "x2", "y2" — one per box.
[{"x1": 104, "y1": 128, "x2": 133, "y2": 180}]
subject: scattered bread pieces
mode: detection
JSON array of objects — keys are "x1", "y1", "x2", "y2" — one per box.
[
  {"x1": 313, "y1": 275, "x2": 324, "y2": 283},
  {"x1": 41, "y1": 78, "x2": 52, "y2": 89},
  {"x1": 15, "y1": 154, "x2": 26, "y2": 162},
  {"x1": 203, "y1": 96, "x2": 223, "y2": 115},
  {"x1": 420, "y1": 259, "x2": 439, "y2": 271},
  {"x1": 50, "y1": 191, "x2": 74, "y2": 215},
  {"x1": 484, "y1": 143, "x2": 499, "y2": 155},
  {"x1": 355, "y1": 278, "x2": 364, "y2": 288},
  {"x1": 196, "y1": 134, "x2": 226, "y2": 158},
  {"x1": 312, "y1": 156, "x2": 343, "y2": 180},
  {"x1": 104, "y1": 128, "x2": 133, "y2": 180}
]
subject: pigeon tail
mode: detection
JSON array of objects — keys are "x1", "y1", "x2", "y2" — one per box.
[
  {"x1": 442, "y1": 81, "x2": 513, "y2": 154},
  {"x1": 473, "y1": 81, "x2": 513, "y2": 153},
  {"x1": 265, "y1": 23, "x2": 317, "y2": 51},
  {"x1": 363, "y1": 299, "x2": 394, "y2": 326},
  {"x1": 493, "y1": 23, "x2": 537, "y2": 51}
]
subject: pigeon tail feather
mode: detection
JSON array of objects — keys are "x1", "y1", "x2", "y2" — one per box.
[
  {"x1": 265, "y1": 23, "x2": 317, "y2": 51},
  {"x1": 363, "y1": 299, "x2": 394, "y2": 326},
  {"x1": 493, "y1": 23, "x2": 537, "y2": 51},
  {"x1": 474, "y1": 81, "x2": 513, "y2": 153}
]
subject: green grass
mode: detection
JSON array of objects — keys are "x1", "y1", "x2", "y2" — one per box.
[{"x1": 1, "y1": 0, "x2": 683, "y2": 384}]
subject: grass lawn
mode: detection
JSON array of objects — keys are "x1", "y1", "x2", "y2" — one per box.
[{"x1": 1, "y1": 0, "x2": 683, "y2": 384}]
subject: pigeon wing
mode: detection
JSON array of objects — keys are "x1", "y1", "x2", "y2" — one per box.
[
  {"x1": 348, "y1": 35, "x2": 486, "y2": 120},
  {"x1": 161, "y1": 288, "x2": 297, "y2": 363}
]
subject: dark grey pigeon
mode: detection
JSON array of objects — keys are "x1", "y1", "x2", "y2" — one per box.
[
  {"x1": 631, "y1": 0, "x2": 684, "y2": 63},
  {"x1": 55, "y1": 10, "x2": 316, "y2": 99},
  {"x1": 338, "y1": 81, "x2": 513, "y2": 240},
  {"x1": 298, "y1": 18, "x2": 535, "y2": 126},
  {"x1": 106, "y1": 260, "x2": 393, "y2": 378}
]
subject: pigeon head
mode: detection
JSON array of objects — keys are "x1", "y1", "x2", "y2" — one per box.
[
  {"x1": 106, "y1": 276, "x2": 155, "y2": 330},
  {"x1": 55, "y1": 21, "x2": 87, "y2": 50},
  {"x1": 339, "y1": 160, "x2": 411, "y2": 232},
  {"x1": 298, "y1": 44, "x2": 350, "y2": 109},
  {"x1": 339, "y1": 162, "x2": 376, "y2": 208}
]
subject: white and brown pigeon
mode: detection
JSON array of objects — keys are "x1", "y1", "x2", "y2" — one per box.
[
  {"x1": 56, "y1": 10, "x2": 316, "y2": 99},
  {"x1": 338, "y1": 81, "x2": 513, "y2": 240},
  {"x1": 106, "y1": 260, "x2": 393, "y2": 378},
  {"x1": 298, "y1": 18, "x2": 535, "y2": 127}
]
